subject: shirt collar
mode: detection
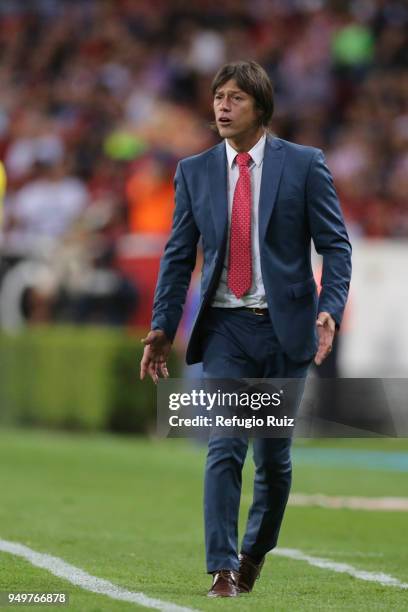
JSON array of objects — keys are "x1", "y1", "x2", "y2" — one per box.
[{"x1": 225, "y1": 132, "x2": 266, "y2": 169}]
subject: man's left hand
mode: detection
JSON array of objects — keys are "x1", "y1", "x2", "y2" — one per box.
[{"x1": 314, "y1": 312, "x2": 336, "y2": 366}]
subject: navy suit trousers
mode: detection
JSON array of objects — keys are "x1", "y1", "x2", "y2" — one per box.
[{"x1": 202, "y1": 307, "x2": 311, "y2": 573}]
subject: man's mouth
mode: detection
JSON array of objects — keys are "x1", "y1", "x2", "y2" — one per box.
[{"x1": 218, "y1": 118, "x2": 232, "y2": 126}]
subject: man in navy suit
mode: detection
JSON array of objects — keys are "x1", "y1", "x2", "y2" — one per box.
[{"x1": 141, "y1": 61, "x2": 351, "y2": 597}]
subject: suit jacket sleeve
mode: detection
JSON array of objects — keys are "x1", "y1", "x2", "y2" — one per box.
[
  {"x1": 306, "y1": 149, "x2": 352, "y2": 328},
  {"x1": 151, "y1": 161, "x2": 200, "y2": 342}
]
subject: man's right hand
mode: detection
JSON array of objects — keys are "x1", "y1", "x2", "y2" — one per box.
[{"x1": 140, "y1": 329, "x2": 172, "y2": 384}]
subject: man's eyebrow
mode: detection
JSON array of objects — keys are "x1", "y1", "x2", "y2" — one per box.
[{"x1": 214, "y1": 89, "x2": 246, "y2": 95}]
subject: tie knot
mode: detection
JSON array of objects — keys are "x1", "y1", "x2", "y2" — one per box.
[{"x1": 235, "y1": 152, "x2": 252, "y2": 168}]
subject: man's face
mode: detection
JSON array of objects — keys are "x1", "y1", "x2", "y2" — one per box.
[{"x1": 213, "y1": 79, "x2": 260, "y2": 140}]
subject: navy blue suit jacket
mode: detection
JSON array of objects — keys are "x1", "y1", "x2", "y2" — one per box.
[{"x1": 152, "y1": 134, "x2": 352, "y2": 365}]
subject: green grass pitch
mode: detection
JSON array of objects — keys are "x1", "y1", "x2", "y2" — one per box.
[{"x1": 0, "y1": 429, "x2": 407, "y2": 611}]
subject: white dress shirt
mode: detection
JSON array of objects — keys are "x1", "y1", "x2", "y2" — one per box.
[{"x1": 212, "y1": 132, "x2": 267, "y2": 308}]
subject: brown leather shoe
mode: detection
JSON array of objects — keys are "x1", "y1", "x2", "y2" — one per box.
[
  {"x1": 207, "y1": 570, "x2": 239, "y2": 597},
  {"x1": 237, "y1": 553, "x2": 265, "y2": 593}
]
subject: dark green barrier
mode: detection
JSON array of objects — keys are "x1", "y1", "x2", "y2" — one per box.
[{"x1": 0, "y1": 326, "x2": 181, "y2": 433}]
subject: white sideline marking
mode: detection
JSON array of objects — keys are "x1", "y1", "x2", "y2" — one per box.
[
  {"x1": 243, "y1": 493, "x2": 408, "y2": 511},
  {"x1": 289, "y1": 493, "x2": 408, "y2": 511},
  {"x1": 272, "y1": 548, "x2": 408, "y2": 589},
  {"x1": 0, "y1": 538, "x2": 198, "y2": 612}
]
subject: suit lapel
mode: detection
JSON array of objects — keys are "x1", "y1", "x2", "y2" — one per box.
[
  {"x1": 207, "y1": 136, "x2": 285, "y2": 249},
  {"x1": 207, "y1": 143, "x2": 228, "y2": 250},
  {"x1": 259, "y1": 135, "x2": 285, "y2": 245}
]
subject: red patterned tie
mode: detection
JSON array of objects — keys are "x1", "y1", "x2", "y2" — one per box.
[{"x1": 228, "y1": 152, "x2": 252, "y2": 298}]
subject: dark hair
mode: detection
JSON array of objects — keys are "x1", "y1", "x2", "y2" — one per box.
[{"x1": 211, "y1": 61, "x2": 274, "y2": 126}]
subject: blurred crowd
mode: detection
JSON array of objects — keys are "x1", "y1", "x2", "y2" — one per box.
[{"x1": 0, "y1": 0, "x2": 406, "y2": 328}]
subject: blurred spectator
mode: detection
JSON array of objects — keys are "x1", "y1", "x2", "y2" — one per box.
[
  {"x1": 0, "y1": 161, "x2": 6, "y2": 228},
  {"x1": 126, "y1": 155, "x2": 175, "y2": 235},
  {"x1": 5, "y1": 158, "x2": 88, "y2": 253}
]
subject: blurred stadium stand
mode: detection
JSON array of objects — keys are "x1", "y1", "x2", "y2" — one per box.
[{"x1": 0, "y1": 0, "x2": 406, "y2": 374}]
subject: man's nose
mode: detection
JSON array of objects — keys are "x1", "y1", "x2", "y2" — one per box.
[{"x1": 220, "y1": 99, "x2": 231, "y2": 112}]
